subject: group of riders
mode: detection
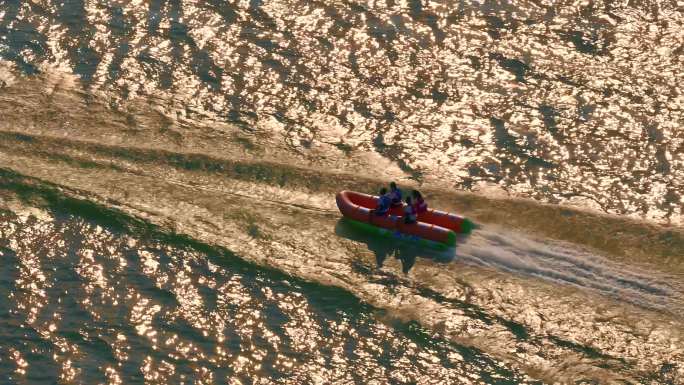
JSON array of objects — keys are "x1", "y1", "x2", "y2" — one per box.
[{"x1": 374, "y1": 182, "x2": 428, "y2": 224}]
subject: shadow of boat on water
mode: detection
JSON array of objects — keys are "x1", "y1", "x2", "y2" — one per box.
[{"x1": 334, "y1": 218, "x2": 470, "y2": 274}]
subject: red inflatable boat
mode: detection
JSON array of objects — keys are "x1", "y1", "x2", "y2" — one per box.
[{"x1": 336, "y1": 190, "x2": 472, "y2": 247}]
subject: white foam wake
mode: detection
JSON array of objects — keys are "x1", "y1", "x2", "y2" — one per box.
[{"x1": 455, "y1": 226, "x2": 682, "y2": 314}]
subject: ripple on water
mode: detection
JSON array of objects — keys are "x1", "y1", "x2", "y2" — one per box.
[
  {"x1": 0, "y1": 0, "x2": 681, "y2": 224},
  {"x1": 0, "y1": 205, "x2": 540, "y2": 384}
]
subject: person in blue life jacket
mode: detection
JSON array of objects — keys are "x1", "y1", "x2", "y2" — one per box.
[
  {"x1": 403, "y1": 196, "x2": 417, "y2": 224},
  {"x1": 389, "y1": 181, "x2": 403, "y2": 207},
  {"x1": 373, "y1": 187, "x2": 391, "y2": 216}
]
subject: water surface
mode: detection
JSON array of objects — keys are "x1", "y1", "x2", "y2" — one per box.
[{"x1": 0, "y1": 0, "x2": 683, "y2": 384}]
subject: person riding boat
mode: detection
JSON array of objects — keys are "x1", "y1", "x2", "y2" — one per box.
[
  {"x1": 374, "y1": 187, "x2": 391, "y2": 216},
  {"x1": 389, "y1": 181, "x2": 403, "y2": 207},
  {"x1": 403, "y1": 196, "x2": 417, "y2": 224},
  {"x1": 411, "y1": 190, "x2": 427, "y2": 214}
]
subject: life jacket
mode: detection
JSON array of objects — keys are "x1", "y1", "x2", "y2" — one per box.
[
  {"x1": 404, "y1": 203, "x2": 416, "y2": 221},
  {"x1": 389, "y1": 188, "x2": 402, "y2": 206},
  {"x1": 376, "y1": 194, "x2": 391, "y2": 213}
]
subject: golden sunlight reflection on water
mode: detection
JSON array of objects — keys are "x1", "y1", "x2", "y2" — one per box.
[
  {"x1": 1, "y1": 1, "x2": 684, "y2": 383},
  {"x1": 0, "y1": 0, "x2": 681, "y2": 224},
  {"x1": 0, "y1": 206, "x2": 551, "y2": 384}
]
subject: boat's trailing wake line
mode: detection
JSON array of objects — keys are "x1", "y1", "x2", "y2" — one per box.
[
  {"x1": 0, "y1": 129, "x2": 378, "y2": 197},
  {"x1": 457, "y1": 227, "x2": 680, "y2": 313}
]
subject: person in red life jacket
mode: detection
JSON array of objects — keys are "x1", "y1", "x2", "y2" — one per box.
[
  {"x1": 403, "y1": 196, "x2": 417, "y2": 224},
  {"x1": 411, "y1": 190, "x2": 428, "y2": 214},
  {"x1": 389, "y1": 181, "x2": 403, "y2": 207},
  {"x1": 373, "y1": 187, "x2": 391, "y2": 216}
]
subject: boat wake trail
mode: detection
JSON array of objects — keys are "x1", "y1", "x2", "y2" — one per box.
[{"x1": 458, "y1": 227, "x2": 680, "y2": 314}]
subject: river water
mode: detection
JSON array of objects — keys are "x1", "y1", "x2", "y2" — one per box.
[{"x1": 0, "y1": 1, "x2": 683, "y2": 384}]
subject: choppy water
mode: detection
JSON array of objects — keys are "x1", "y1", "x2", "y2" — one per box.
[
  {"x1": 0, "y1": 1, "x2": 683, "y2": 384},
  {"x1": 1, "y1": 199, "x2": 542, "y2": 384}
]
